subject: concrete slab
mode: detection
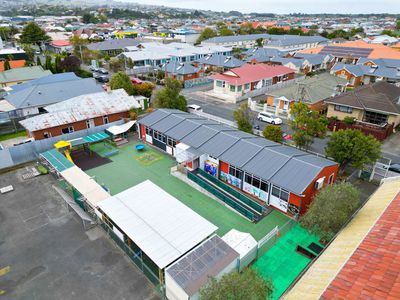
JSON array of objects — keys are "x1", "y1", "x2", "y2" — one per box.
[{"x1": 0, "y1": 167, "x2": 161, "y2": 300}]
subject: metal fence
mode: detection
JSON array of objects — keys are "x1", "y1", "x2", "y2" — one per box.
[
  {"x1": 184, "y1": 77, "x2": 213, "y2": 89},
  {"x1": 257, "y1": 218, "x2": 297, "y2": 257},
  {"x1": 0, "y1": 120, "x2": 124, "y2": 170}
]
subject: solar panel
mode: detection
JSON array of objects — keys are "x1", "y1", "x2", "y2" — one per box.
[{"x1": 319, "y1": 46, "x2": 373, "y2": 58}]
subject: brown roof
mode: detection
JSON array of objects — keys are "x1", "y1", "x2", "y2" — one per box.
[
  {"x1": 325, "y1": 82, "x2": 400, "y2": 115},
  {"x1": 321, "y1": 192, "x2": 400, "y2": 300}
]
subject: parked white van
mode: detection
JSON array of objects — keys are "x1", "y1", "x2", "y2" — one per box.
[{"x1": 257, "y1": 112, "x2": 283, "y2": 125}]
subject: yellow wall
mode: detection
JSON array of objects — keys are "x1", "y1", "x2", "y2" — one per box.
[
  {"x1": 326, "y1": 104, "x2": 364, "y2": 120},
  {"x1": 388, "y1": 114, "x2": 400, "y2": 127}
]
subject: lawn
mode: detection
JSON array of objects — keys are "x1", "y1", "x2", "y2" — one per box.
[
  {"x1": 0, "y1": 131, "x2": 27, "y2": 141},
  {"x1": 86, "y1": 140, "x2": 289, "y2": 240},
  {"x1": 253, "y1": 224, "x2": 322, "y2": 300}
]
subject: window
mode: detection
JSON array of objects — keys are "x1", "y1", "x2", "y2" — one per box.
[
  {"x1": 244, "y1": 172, "x2": 269, "y2": 192},
  {"x1": 61, "y1": 126, "x2": 74, "y2": 134},
  {"x1": 43, "y1": 132, "x2": 50, "y2": 139},
  {"x1": 103, "y1": 116, "x2": 109, "y2": 124},
  {"x1": 237, "y1": 85, "x2": 242, "y2": 92},
  {"x1": 38, "y1": 107, "x2": 46, "y2": 113},
  {"x1": 229, "y1": 165, "x2": 243, "y2": 179},
  {"x1": 244, "y1": 173, "x2": 252, "y2": 184},
  {"x1": 328, "y1": 173, "x2": 334, "y2": 185},
  {"x1": 86, "y1": 120, "x2": 92, "y2": 129},
  {"x1": 145, "y1": 126, "x2": 153, "y2": 135},
  {"x1": 230, "y1": 85, "x2": 236, "y2": 92},
  {"x1": 364, "y1": 111, "x2": 388, "y2": 125},
  {"x1": 167, "y1": 137, "x2": 176, "y2": 147},
  {"x1": 334, "y1": 105, "x2": 353, "y2": 113},
  {"x1": 272, "y1": 185, "x2": 290, "y2": 203},
  {"x1": 216, "y1": 80, "x2": 223, "y2": 87},
  {"x1": 153, "y1": 130, "x2": 166, "y2": 143},
  {"x1": 244, "y1": 83, "x2": 250, "y2": 90}
]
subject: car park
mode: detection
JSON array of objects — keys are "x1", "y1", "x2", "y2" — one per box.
[{"x1": 257, "y1": 112, "x2": 283, "y2": 125}]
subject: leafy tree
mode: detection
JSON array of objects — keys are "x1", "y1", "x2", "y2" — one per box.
[
  {"x1": 290, "y1": 102, "x2": 328, "y2": 149},
  {"x1": 263, "y1": 125, "x2": 283, "y2": 142},
  {"x1": 127, "y1": 57, "x2": 134, "y2": 69},
  {"x1": 82, "y1": 13, "x2": 99, "y2": 24},
  {"x1": 44, "y1": 55, "x2": 53, "y2": 71},
  {"x1": 300, "y1": 182, "x2": 360, "y2": 241},
  {"x1": 397, "y1": 20, "x2": 400, "y2": 30},
  {"x1": 3, "y1": 59, "x2": 11, "y2": 71},
  {"x1": 54, "y1": 55, "x2": 63, "y2": 73},
  {"x1": 60, "y1": 55, "x2": 81, "y2": 72},
  {"x1": 233, "y1": 103, "x2": 253, "y2": 133},
  {"x1": 154, "y1": 78, "x2": 187, "y2": 111},
  {"x1": 380, "y1": 29, "x2": 399, "y2": 37},
  {"x1": 36, "y1": 56, "x2": 42, "y2": 66},
  {"x1": 134, "y1": 82, "x2": 155, "y2": 98},
  {"x1": 200, "y1": 268, "x2": 273, "y2": 300},
  {"x1": 109, "y1": 57, "x2": 122, "y2": 72},
  {"x1": 219, "y1": 26, "x2": 234, "y2": 36},
  {"x1": 110, "y1": 72, "x2": 134, "y2": 95},
  {"x1": 325, "y1": 129, "x2": 381, "y2": 174},
  {"x1": 327, "y1": 29, "x2": 350, "y2": 40},
  {"x1": 19, "y1": 22, "x2": 50, "y2": 48},
  {"x1": 69, "y1": 35, "x2": 88, "y2": 60},
  {"x1": 196, "y1": 28, "x2": 217, "y2": 44},
  {"x1": 22, "y1": 44, "x2": 35, "y2": 64},
  {"x1": 255, "y1": 38, "x2": 264, "y2": 47}
]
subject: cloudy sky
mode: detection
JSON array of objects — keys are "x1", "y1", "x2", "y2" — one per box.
[{"x1": 122, "y1": 0, "x2": 400, "y2": 14}]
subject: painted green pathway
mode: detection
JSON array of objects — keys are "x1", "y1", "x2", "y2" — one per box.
[
  {"x1": 253, "y1": 224, "x2": 322, "y2": 300},
  {"x1": 86, "y1": 141, "x2": 289, "y2": 240}
]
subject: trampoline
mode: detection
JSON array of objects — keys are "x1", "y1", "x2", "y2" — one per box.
[{"x1": 135, "y1": 144, "x2": 145, "y2": 151}]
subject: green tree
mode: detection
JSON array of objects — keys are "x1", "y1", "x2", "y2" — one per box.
[
  {"x1": 325, "y1": 129, "x2": 381, "y2": 174},
  {"x1": 19, "y1": 22, "x2": 50, "y2": 49},
  {"x1": 255, "y1": 37, "x2": 264, "y2": 47},
  {"x1": 22, "y1": 44, "x2": 35, "y2": 64},
  {"x1": 219, "y1": 26, "x2": 234, "y2": 36},
  {"x1": 200, "y1": 268, "x2": 273, "y2": 300},
  {"x1": 110, "y1": 72, "x2": 134, "y2": 95},
  {"x1": 44, "y1": 55, "x2": 53, "y2": 71},
  {"x1": 397, "y1": 20, "x2": 400, "y2": 30},
  {"x1": 134, "y1": 82, "x2": 155, "y2": 98},
  {"x1": 109, "y1": 57, "x2": 122, "y2": 72},
  {"x1": 196, "y1": 28, "x2": 217, "y2": 44},
  {"x1": 300, "y1": 182, "x2": 360, "y2": 241},
  {"x1": 3, "y1": 59, "x2": 11, "y2": 71},
  {"x1": 36, "y1": 56, "x2": 42, "y2": 66},
  {"x1": 262, "y1": 125, "x2": 283, "y2": 142},
  {"x1": 154, "y1": 78, "x2": 187, "y2": 111},
  {"x1": 233, "y1": 103, "x2": 253, "y2": 133},
  {"x1": 127, "y1": 57, "x2": 134, "y2": 69},
  {"x1": 380, "y1": 29, "x2": 399, "y2": 37},
  {"x1": 54, "y1": 55, "x2": 63, "y2": 73},
  {"x1": 290, "y1": 102, "x2": 328, "y2": 150}
]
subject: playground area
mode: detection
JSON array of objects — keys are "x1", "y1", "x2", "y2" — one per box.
[{"x1": 85, "y1": 139, "x2": 290, "y2": 241}]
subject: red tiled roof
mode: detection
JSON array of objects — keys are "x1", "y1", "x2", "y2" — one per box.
[
  {"x1": 50, "y1": 40, "x2": 71, "y2": 47},
  {"x1": 208, "y1": 64, "x2": 295, "y2": 86},
  {"x1": 0, "y1": 60, "x2": 26, "y2": 72},
  {"x1": 321, "y1": 192, "x2": 400, "y2": 300}
]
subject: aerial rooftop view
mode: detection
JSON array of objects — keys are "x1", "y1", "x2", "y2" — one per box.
[{"x1": 0, "y1": 0, "x2": 400, "y2": 299}]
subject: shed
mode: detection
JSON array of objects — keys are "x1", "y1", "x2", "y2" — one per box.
[
  {"x1": 222, "y1": 229, "x2": 258, "y2": 270},
  {"x1": 165, "y1": 235, "x2": 239, "y2": 300}
]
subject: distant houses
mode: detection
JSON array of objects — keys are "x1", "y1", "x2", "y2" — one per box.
[{"x1": 0, "y1": 66, "x2": 51, "y2": 88}]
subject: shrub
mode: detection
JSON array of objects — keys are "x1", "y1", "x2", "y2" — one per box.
[{"x1": 343, "y1": 116, "x2": 355, "y2": 125}]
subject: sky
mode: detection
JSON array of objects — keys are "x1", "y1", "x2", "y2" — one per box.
[{"x1": 122, "y1": 0, "x2": 400, "y2": 14}]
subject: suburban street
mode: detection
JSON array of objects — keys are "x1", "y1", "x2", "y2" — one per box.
[{"x1": 182, "y1": 86, "x2": 400, "y2": 163}]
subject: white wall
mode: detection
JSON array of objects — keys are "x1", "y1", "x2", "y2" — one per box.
[{"x1": 165, "y1": 272, "x2": 189, "y2": 300}]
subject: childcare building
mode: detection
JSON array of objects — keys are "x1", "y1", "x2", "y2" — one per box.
[{"x1": 137, "y1": 109, "x2": 339, "y2": 218}]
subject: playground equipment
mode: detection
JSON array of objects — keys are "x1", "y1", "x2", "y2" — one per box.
[
  {"x1": 54, "y1": 140, "x2": 73, "y2": 163},
  {"x1": 135, "y1": 144, "x2": 145, "y2": 151}
]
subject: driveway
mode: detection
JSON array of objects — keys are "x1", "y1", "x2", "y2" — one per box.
[{"x1": 0, "y1": 166, "x2": 161, "y2": 300}]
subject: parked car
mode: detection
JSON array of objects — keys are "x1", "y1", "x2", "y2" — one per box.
[
  {"x1": 187, "y1": 104, "x2": 203, "y2": 113},
  {"x1": 257, "y1": 112, "x2": 283, "y2": 125},
  {"x1": 97, "y1": 75, "x2": 109, "y2": 83},
  {"x1": 388, "y1": 163, "x2": 400, "y2": 173},
  {"x1": 99, "y1": 68, "x2": 109, "y2": 74},
  {"x1": 35, "y1": 49, "x2": 41, "y2": 55}
]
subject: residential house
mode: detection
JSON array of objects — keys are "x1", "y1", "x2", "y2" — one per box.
[
  {"x1": 195, "y1": 54, "x2": 245, "y2": 72},
  {"x1": 269, "y1": 57, "x2": 307, "y2": 73},
  {"x1": 331, "y1": 60, "x2": 400, "y2": 87},
  {"x1": 2, "y1": 73, "x2": 102, "y2": 117},
  {"x1": 208, "y1": 64, "x2": 295, "y2": 103},
  {"x1": 243, "y1": 47, "x2": 284, "y2": 64},
  {"x1": 46, "y1": 40, "x2": 73, "y2": 54},
  {"x1": 0, "y1": 66, "x2": 51, "y2": 88},
  {"x1": 284, "y1": 177, "x2": 400, "y2": 300},
  {"x1": 87, "y1": 39, "x2": 142, "y2": 56},
  {"x1": 163, "y1": 61, "x2": 201, "y2": 82},
  {"x1": 265, "y1": 73, "x2": 347, "y2": 114},
  {"x1": 137, "y1": 109, "x2": 339, "y2": 217},
  {"x1": 363, "y1": 34, "x2": 399, "y2": 46},
  {"x1": 293, "y1": 53, "x2": 335, "y2": 71},
  {"x1": 0, "y1": 60, "x2": 25, "y2": 72},
  {"x1": 0, "y1": 37, "x2": 27, "y2": 60},
  {"x1": 326, "y1": 82, "x2": 400, "y2": 128},
  {"x1": 19, "y1": 89, "x2": 144, "y2": 140}
]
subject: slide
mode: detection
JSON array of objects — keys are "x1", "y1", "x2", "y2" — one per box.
[{"x1": 64, "y1": 149, "x2": 74, "y2": 163}]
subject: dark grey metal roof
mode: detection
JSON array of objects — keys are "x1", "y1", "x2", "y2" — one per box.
[
  {"x1": 198, "y1": 132, "x2": 241, "y2": 158},
  {"x1": 138, "y1": 109, "x2": 338, "y2": 195},
  {"x1": 166, "y1": 235, "x2": 239, "y2": 296}
]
